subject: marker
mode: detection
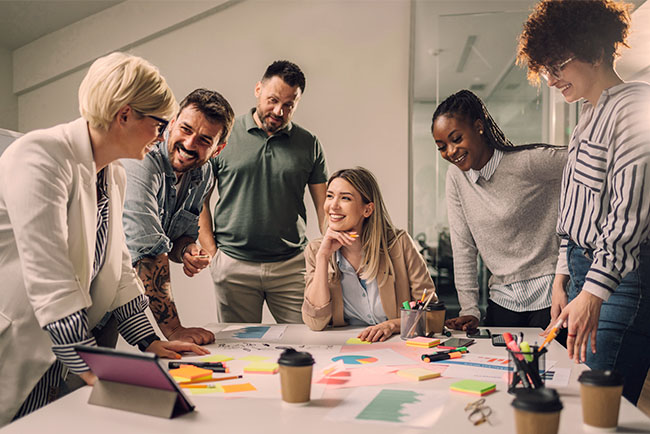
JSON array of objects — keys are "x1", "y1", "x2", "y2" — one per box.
[
  {"x1": 169, "y1": 362, "x2": 229, "y2": 373},
  {"x1": 519, "y1": 341, "x2": 533, "y2": 363},
  {"x1": 422, "y1": 351, "x2": 462, "y2": 363},
  {"x1": 421, "y1": 347, "x2": 468, "y2": 360},
  {"x1": 538, "y1": 319, "x2": 563, "y2": 351},
  {"x1": 420, "y1": 289, "x2": 427, "y2": 303},
  {"x1": 402, "y1": 301, "x2": 411, "y2": 310},
  {"x1": 348, "y1": 233, "x2": 359, "y2": 238},
  {"x1": 194, "y1": 254, "x2": 210, "y2": 259}
]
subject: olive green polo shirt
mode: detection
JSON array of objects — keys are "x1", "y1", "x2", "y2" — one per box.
[{"x1": 210, "y1": 109, "x2": 328, "y2": 262}]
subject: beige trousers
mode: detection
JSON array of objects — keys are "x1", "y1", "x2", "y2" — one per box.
[{"x1": 210, "y1": 250, "x2": 305, "y2": 323}]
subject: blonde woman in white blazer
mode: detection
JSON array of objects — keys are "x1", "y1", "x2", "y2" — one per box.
[{"x1": 0, "y1": 53, "x2": 209, "y2": 426}]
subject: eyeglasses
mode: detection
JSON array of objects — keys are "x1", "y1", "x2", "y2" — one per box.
[
  {"x1": 465, "y1": 398, "x2": 492, "y2": 426},
  {"x1": 540, "y1": 57, "x2": 574, "y2": 82},
  {"x1": 146, "y1": 114, "x2": 169, "y2": 136},
  {"x1": 135, "y1": 110, "x2": 169, "y2": 136}
]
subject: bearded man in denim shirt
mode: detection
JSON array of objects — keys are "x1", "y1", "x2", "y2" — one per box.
[{"x1": 122, "y1": 89, "x2": 234, "y2": 344}]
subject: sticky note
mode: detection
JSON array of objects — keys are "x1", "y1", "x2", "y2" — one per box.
[
  {"x1": 346, "y1": 337, "x2": 372, "y2": 345},
  {"x1": 220, "y1": 383, "x2": 257, "y2": 393},
  {"x1": 396, "y1": 368, "x2": 441, "y2": 381},
  {"x1": 405, "y1": 337, "x2": 440, "y2": 348},
  {"x1": 200, "y1": 354, "x2": 234, "y2": 363},
  {"x1": 169, "y1": 365, "x2": 213, "y2": 383},
  {"x1": 244, "y1": 362, "x2": 279, "y2": 374},
  {"x1": 450, "y1": 379, "x2": 496, "y2": 396}
]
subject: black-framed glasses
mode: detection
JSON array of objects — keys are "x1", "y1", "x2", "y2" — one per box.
[
  {"x1": 146, "y1": 114, "x2": 169, "y2": 136},
  {"x1": 540, "y1": 57, "x2": 575, "y2": 82}
]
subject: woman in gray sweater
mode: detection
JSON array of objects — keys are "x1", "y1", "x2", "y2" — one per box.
[{"x1": 432, "y1": 90, "x2": 567, "y2": 332}]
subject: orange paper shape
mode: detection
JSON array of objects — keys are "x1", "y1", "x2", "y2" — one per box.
[
  {"x1": 220, "y1": 383, "x2": 257, "y2": 393},
  {"x1": 170, "y1": 364, "x2": 213, "y2": 383}
]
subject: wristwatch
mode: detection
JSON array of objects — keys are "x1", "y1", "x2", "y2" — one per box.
[{"x1": 136, "y1": 333, "x2": 160, "y2": 352}]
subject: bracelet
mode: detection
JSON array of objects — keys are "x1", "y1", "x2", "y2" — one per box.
[
  {"x1": 136, "y1": 333, "x2": 160, "y2": 352},
  {"x1": 180, "y1": 243, "x2": 193, "y2": 259}
]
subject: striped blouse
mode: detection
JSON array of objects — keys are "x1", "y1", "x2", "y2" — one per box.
[
  {"x1": 14, "y1": 169, "x2": 156, "y2": 419},
  {"x1": 555, "y1": 82, "x2": 650, "y2": 301}
]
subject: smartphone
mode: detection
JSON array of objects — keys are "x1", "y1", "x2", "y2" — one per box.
[
  {"x1": 491, "y1": 333, "x2": 518, "y2": 347},
  {"x1": 438, "y1": 337, "x2": 475, "y2": 349},
  {"x1": 466, "y1": 328, "x2": 491, "y2": 339}
]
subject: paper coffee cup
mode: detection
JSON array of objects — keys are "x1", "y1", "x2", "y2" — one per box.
[
  {"x1": 511, "y1": 388, "x2": 563, "y2": 434},
  {"x1": 277, "y1": 348, "x2": 315, "y2": 405},
  {"x1": 578, "y1": 370, "x2": 624, "y2": 431},
  {"x1": 425, "y1": 301, "x2": 446, "y2": 335}
]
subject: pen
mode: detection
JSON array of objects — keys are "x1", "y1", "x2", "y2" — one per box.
[
  {"x1": 538, "y1": 319, "x2": 563, "y2": 351},
  {"x1": 422, "y1": 351, "x2": 462, "y2": 363},
  {"x1": 179, "y1": 375, "x2": 243, "y2": 385},
  {"x1": 194, "y1": 254, "x2": 210, "y2": 259}
]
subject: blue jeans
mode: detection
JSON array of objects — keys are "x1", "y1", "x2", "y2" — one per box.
[{"x1": 566, "y1": 240, "x2": 650, "y2": 405}]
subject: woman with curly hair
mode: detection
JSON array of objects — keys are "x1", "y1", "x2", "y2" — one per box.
[
  {"x1": 518, "y1": 0, "x2": 650, "y2": 404},
  {"x1": 302, "y1": 167, "x2": 437, "y2": 342},
  {"x1": 432, "y1": 89, "x2": 566, "y2": 333}
]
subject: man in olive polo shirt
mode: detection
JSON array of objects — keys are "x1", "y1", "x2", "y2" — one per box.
[{"x1": 199, "y1": 60, "x2": 327, "y2": 323}]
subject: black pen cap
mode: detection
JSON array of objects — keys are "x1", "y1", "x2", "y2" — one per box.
[{"x1": 277, "y1": 348, "x2": 315, "y2": 367}]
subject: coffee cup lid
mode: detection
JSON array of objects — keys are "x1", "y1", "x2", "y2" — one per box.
[
  {"x1": 578, "y1": 370, "x2": 623, "y2": 387},
  {"x1": 277, "y1": 348, "x2": 315, "y2": 367},
  {"x1": 511, "y1": 388, "x2": 563, "y2": 413},
  {"x1": 425, "y1": 301, "x2": 445, "y2": 311}
]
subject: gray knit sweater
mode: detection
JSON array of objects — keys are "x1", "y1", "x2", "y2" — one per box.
[{"x1": 446, "y1": 146, "x2": 567, "y2": 319}]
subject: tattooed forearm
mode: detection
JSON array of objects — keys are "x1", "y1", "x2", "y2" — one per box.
[{"x1": 135, "y1": 254, "x2": 181, "y2": 337}]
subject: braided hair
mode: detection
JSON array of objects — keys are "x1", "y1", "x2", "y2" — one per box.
[{"x1": 431, "y1": 89, "x2": 557, "y2": 152}]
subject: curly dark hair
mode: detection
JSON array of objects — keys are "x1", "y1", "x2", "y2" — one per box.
[
  {"x1": 517, "y1": 0, "x2": 631, "y2": 84},
  {"x1": 431, "y1": 89, "x2": 554, "y2": 152}
]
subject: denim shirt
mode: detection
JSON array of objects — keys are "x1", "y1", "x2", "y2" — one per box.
[{"x1": 121, "y1": 140, "x2": 214, "y2": 265}]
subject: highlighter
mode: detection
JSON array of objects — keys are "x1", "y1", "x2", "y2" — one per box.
[
  {"x1": 538, "y1": 319, "x2": 563, "y2": 351},
  {"x1": 422, "y1": 351, "x2": 462, "y2": 363}
]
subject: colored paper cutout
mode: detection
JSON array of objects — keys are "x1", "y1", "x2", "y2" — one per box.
[
  {"x1": 396, "y1": 368, "x2": 441, "y2": 381},
  {"x1": 233, "y1": 326, "x2": 270, "y2": 339},
  {"x1": 331, "y1": 355, "x2": 378, "y2": 365},
  {"x1": 346, "y1": 338, "x2": 372, "y2": 345},
  {"x1": 200, "y1": 354, "x2": 234, "y2": 363}
]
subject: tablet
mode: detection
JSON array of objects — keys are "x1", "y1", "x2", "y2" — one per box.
[{"x1": 75, "y1": 345, "x2": 195, "y2": 415}]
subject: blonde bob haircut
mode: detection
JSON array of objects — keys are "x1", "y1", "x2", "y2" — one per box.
[
  {"x1": 79, "y1": 52, "x2": 177, "y2": 130},
  {"x1": 327, "y1": 167, "x2": 399, "y2": 284}
]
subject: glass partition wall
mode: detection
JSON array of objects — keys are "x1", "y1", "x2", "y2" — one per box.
[{"x1": 411, "y1": 0, "x2": 568, "y2": 319}]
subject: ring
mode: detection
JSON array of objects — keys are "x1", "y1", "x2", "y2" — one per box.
[{"x1": 568, "y1": 334, "x2": 577, "y2": 338}]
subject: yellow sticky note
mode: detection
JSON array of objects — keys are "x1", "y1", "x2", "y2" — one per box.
[
  {"x1": 189, "y1": 388, "x2": 222, "y2": 395},
  {"x1": 244, "y1": 362, "x2": 279, "y2": 374},
  {"x1": 396, "y1": 368, "x2": 441, "y2": 381},
  {"x1": 200, "y1": 354, "x2": 234, "y2": 363},
  {"x1": 221, "y1": 383, "x2": 257, "y2": 393},
  {"x1": 346, "y1": 337, "x2": 372, "y2": 345},
  {"x1": 239, "y1": 355, "x2": 270, "y2": 362}
]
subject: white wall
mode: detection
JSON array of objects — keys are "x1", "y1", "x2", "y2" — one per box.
[
  {"x1": 13, "y1": 0, "x2": 411, "y2": 328},
  {"x1": 0, "y1": 47, "x2": 18, "y2": 131}
]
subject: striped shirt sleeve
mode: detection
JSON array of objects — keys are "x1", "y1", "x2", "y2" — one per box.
[
  {"x1": 583, "y1": 91, "x2": 650, "y2": 300},
  {"x1": 44, "y1": 310, "x2": 95, "y2": 374},
  {"x1": 113, "y1": 294, "x2": 157, "y2": 347}
]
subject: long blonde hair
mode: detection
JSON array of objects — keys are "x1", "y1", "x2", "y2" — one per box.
[{"x1": 327, "y1": 167, "x2": 399, "y2": 284}]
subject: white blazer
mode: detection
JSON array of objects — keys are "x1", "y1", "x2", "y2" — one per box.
[{"x1": 0, "y1": 118, "x2": 146, "y2": 425}]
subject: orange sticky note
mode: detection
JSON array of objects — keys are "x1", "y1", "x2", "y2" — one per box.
[
  {"x1": 169, "y1": 365, "x2": 213, "y2": 383},
  {"x1": 221, "y1": 383, "x2": 257, "y2": 393}
]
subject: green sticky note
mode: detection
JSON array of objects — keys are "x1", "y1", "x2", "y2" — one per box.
[{"x1": 450, "y1": 379, "x2": 496, "y2": 396}]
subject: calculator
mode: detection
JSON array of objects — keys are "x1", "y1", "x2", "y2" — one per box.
[{"x1": 491, "y1": 333, "x2": 517, "y2": 347}]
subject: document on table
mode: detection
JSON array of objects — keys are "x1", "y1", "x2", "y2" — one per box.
[
  {"x1": 218, "y1": 325, "x2": 287, "y2": 341},
  {"x1": 326, "y1": 387, "x2": 446, "y2": 428}
]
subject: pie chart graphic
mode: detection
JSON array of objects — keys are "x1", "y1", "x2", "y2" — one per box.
[{"x1": 331, "y1": 355, "x2": 379, "y2": 365}]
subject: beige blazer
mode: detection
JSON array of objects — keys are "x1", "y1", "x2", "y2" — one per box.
[
  {"x1": 0, "y1": 118, "x2": 145, "y2": 425},
  {"x1": 302, "y1": 230, "x2": 437, "y2": 331}
]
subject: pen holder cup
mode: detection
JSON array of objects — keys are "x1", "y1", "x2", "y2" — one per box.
[
  {"x1": 507, "y1": 346, "x2": 547, "y2": 394},
  {"x1": 400, "y1": 308, "x2": 426, "y2": 340}
]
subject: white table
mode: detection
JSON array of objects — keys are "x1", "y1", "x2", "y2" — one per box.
[{"x1": 3, "y1": 325, "x2": 649, "y2": 433}]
